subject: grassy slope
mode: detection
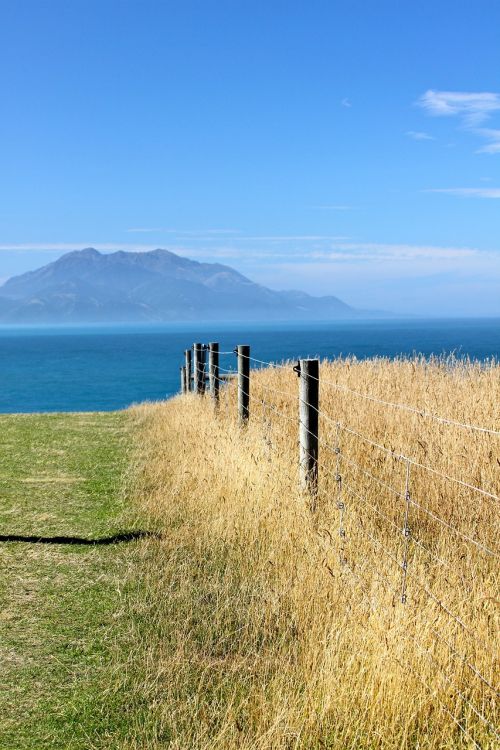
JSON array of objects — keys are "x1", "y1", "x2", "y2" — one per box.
[
  {"x1": 0, "y1": 412, "x2": 149, "y2": 749},
  {"x1": 128, "y1": 358, "x2": 499, "y2": 750}
]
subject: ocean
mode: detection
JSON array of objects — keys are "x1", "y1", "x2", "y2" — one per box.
[{"x1": 0, "y1": 318, "x2": 498, "y2": 413}]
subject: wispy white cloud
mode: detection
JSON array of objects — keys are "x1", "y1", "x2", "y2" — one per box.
[
  {"x1": 232, "y1": 235, "x2": 351, "y2": 242},
  {"x1": 416, "y1": 90, "x2": 500, "y2": 154},
  {"x1": 417, "y1": 90, "x2": 500, "y2": 125},
  {"x1": 0, "y1": 240, "x2": 497, "y2": 267},
  {"x1": 310, "y1": 204, "x2": 355, "y2": 211},
  {"x1": 126, "y1": 228, "x2": 164, "y2": 233},
  {"x1": 257, "y1": 255, "x2": 500, "y2": 315},
  {"x1": 475, "y1": 128, "x2": 500, "y2": 154},
  {"x1": 341, "y1": 98, "x2": 352, "y2": 108},
  {"x1": 0, "y1": 239, "x2": 352, "y2": 263},
  {"x1": 425, "y1": 187, "x2": 500, "y2": 199},
  {"x1": 126, "y1": 228, "x2": 241, "y2": 235},
  {"x1": 0, "y1": 243, "x2": 170, "y2": 253},
  {"x1": 315, "y1": 241, "x2": 483, "y2": 262},
  {"x1": 406, "y1": 130, "x2": 435, "y2": 141}
]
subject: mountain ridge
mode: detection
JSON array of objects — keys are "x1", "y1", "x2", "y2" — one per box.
[{"x1": 0, "y1": 248, "x2": 359, "y2": 323}]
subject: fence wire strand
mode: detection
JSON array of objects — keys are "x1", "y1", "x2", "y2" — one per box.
[{"x1": 320, "y1": 376, "x2": 500, "y2": 437}]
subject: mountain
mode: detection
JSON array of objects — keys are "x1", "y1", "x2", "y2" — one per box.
[{"x1": 0, "y1": 248, "x2": 358, "y2": 323}]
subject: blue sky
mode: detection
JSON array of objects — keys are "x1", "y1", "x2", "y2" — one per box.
[{"x1": 0, "y1": 0, "x2": 499, "y2": 315}]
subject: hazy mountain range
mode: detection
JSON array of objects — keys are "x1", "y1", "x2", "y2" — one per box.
[{"x1": 0, "y1": 248, "x2": 364, "y2": 323}]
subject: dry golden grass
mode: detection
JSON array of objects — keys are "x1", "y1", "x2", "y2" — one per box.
[{"x1": 129, "y1": 356, "x2": 499, "y2": 749}]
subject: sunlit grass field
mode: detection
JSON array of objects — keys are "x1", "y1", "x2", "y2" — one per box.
[
  {"x1": 0, "y1": 357, "x2": 497, "y2": 749},
  {"x1": 0, "y1": 412, "x2": 153, "y2": 749},
  {"x1": 129, "y1": 356, "x2": 499, "y2": 749}
]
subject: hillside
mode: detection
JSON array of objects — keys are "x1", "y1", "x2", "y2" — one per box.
[
  {"x1": 0, "y1": 248, "x2": 356, "y2": 323},
  {"x1": 128, "y1": 356, "x2": 499, "y2": 748},
  {"x1": 1, "y1": 358, "x2": 497, "y2": 748}
]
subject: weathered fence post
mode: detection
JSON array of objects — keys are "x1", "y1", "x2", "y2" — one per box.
[
  {"x1": 237, "y1": 344, "x2": 250, "y2": 423},
  {"x1": 298, "y1": 358, "x2": 319, "y2": 504},
  {"x1": 208, "y1": 342, "x2": 220, "y2": 403},
  {"x1": 180, "y1": 365, "x2": 187, "y2": 394},
  {"x1": 193, "y1": 343, "x2": 206, "y2": 395},
  {"x1": 184, "y1": 349, "x2": 192, "y2": 393}
]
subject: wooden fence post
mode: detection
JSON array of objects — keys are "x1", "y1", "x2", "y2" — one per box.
[
  {"x1": 180, "y1": 365, "x2": 187, "y2": 394},
  {"x1": 237, "y1": 344, "x2": 250, "y2": 423},
  {"x1": 208, "y1": 342, "x2": 220, "y2": 403},
  {"x1": 184, "y1": 349, "x2": 192, "y2": 392},
  {"x1": 298, "y1": 358, "x2": 319, "y2": 504},
  {"x1": 193, "y1": 343, "x2": 206, "y2": 395}
]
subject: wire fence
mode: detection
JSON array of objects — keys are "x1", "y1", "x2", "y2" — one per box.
[{"x1": 180, "y1": 343, "x2": 499, "y2": 746}]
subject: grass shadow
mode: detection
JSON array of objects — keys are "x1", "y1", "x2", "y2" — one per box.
[{"x1": 0, "y1": 530, "x2": 161, "y2": 545}]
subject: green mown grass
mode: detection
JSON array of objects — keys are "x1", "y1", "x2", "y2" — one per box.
[{"x1": 0, "y1": 412, "x2": 154, "y2": 750}]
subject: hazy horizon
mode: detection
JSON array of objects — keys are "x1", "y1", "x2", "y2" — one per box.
[{"x1": 0, "y1": 246, "x2": 499, "y2": 320}]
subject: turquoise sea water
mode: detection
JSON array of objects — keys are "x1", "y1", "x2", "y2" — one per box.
[{"x1": 0, "y1": 318, "x2": 498, "y2": 413}]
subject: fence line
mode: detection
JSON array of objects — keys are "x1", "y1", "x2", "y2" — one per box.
[
  {"x1": 211, "y1": 353, "x2": 498, "y2": 549},
  {"x1": 409, "y1": 535, "x2": 454, "y2": 572},
  {"x1": 405, "y1": 631, "x2": 500, "y2": 742},
  {"x1": 320, "y1": 377, "x2": 500, "y2": 436},
  {"x1": 407, "y1": 496, "x2": 498, "y2": 555},
  {"x1": 178, "y1": 341, "x2": 499, "y2": 746},
  {"x1": 185, "y1": 344, "x2": 499, "y2": 533},
  {"x1": 427, "y1": 623, "x2": 500, "y2": 698},
  {"x1": 233, "y1": 349, "x2": 500, "y2": 436},
  {"x1": 315, "y1": 456, "x2": 493, "y2": 646},
  {"x1": 338, "y1": 422, "x2": 499, "y2": 502},
  {"x1": 402, "y1": 659, "x2": 483, "y2": 750}
]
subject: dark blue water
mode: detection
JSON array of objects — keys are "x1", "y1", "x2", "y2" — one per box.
[{"x1": 0, "y1": 318, "x2": 498, "y2": 413}]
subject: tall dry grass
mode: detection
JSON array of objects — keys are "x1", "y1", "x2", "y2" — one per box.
[{"x1": 128, "y1": 356, "x2": 499, "y2": 749}]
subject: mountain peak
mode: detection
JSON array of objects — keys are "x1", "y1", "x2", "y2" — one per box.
[{"x1": 70, "y1": 247, "x2": 101, "y2": 258}]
